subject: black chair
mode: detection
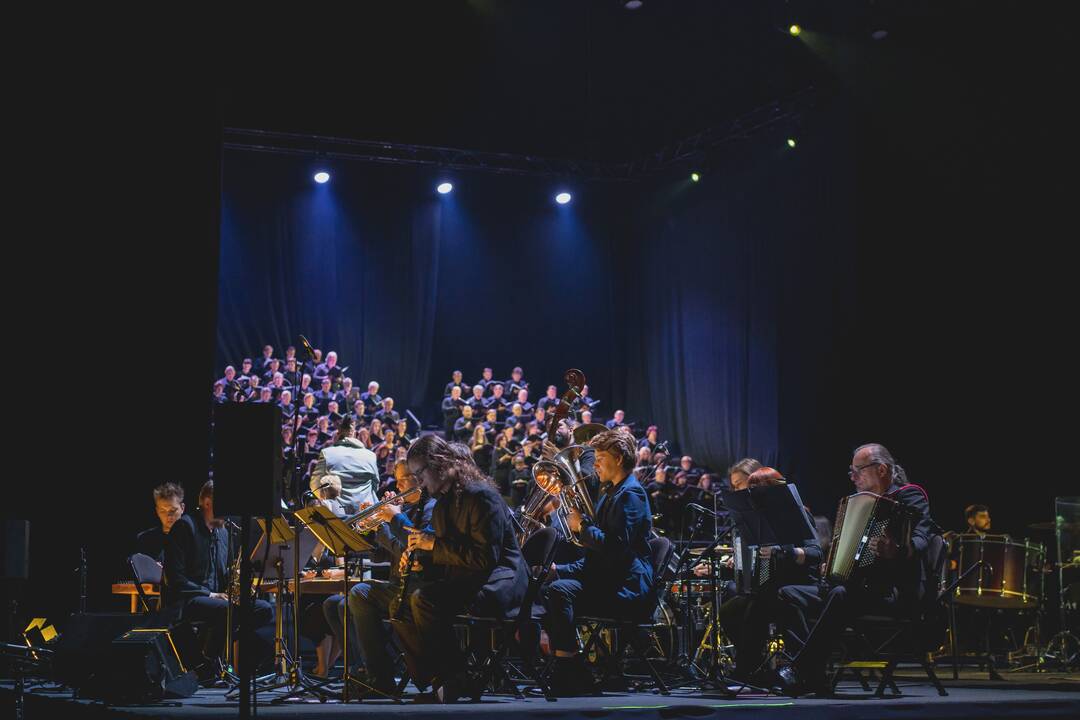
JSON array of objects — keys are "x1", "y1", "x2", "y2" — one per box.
[
  {"x1": 128, "y1": 553, "x2": 162, "y2": 615},
  {"x1": 830, "y1": 533, "x2": 950, "y2": 697},
  {"x1": 574, "y1": 536, "x2": 676, "y2": 695},
  {"x1": 452, "y1": 527, "x2": 561, "y2": 700}
]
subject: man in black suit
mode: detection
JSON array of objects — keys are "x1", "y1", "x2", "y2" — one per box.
[
  {"x1": 396, "y1": 435, "x2": 526, "y2": 702},
  {"x1": 162, "y1": 481, "x2": 274, "y2": 675},
  {"x1": 775, "y1": 444, "x2": 937, "y2": 696}
]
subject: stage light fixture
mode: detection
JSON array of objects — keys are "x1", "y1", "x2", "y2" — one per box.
[
  {"x1": 789, "y1": 24, "x2": 802, "y2": 36},
  {"x1": 437, "y1": 182, "x2": 453, "y2": 194},
  {"x1": 313, "y1": 171, "x2": 330, "y2": 184},
  {"x1": 555, "y1": 192, "x2": 572, "y2": 205},
  {"x1": 787, "y1": 138, "x2": 797, "y2": 148},
  {"x1": 691, "y1": 172, "x2": 701, "y2": 183}
]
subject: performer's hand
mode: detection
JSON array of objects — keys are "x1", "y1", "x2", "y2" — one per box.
[
  {"x1": 406, "y1": 529, "x2": 435, "y2": 552},
  {"x1": 300, "y1": 569, "x2": 317, "y2": 580},
  {"x1": 693, "y1": 563, "x2": 711, "y2": 578},
  {"x1": 531, "y1": 564, "x2": 557, "y2": 583},
  {"x1": 723, "y1": 556, "x2": 735, "y2": 570},
  {"x1": 566, "y1": 508, "x2": 582, "y2": 534},
  {"x1": 209, "y1": 592, "x2": 229, "y2": 601},
  {"x1": 358, "y1": 501, "x2": 373, "y2": 511},
  {"x1": 376, "y1": 502, "x2": 402, "y2": 520},
  {"x1": 541, "y1": 440, "x2": 558, "y2": 460},
  {"x1": 324, "y1": 567, "x2": 345, "y2": 580},
  {"x1": 870, "y1": 535, "x2": 899, "y2": 559}
]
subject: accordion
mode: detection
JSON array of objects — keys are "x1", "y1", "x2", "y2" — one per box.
[
  {"x1": 824, "y1": 491, "x2": 912, "y2": 585},
  {"x1": 732, "y1": 529, "x2": 777, "y2": 594}
]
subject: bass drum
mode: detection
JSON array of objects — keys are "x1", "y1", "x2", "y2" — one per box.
[{"x1": 954, "y1": 535, "x2": 1043, "y2": 609}]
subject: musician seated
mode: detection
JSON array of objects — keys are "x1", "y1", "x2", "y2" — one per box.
[
  {"x1": 162, "y1": 480, "x2": 274, "y2": 679},
  {"x1": 775, "y1": 443, "x2": 936, "y2": 696},
  {"x1": 727, "y1": 457, "x2": 762, "y2": 491},
  {"x1": 138, "y1": 482, "x2": 187, "y2": 562},
  {"x1": 539, "y1": 430, "x2": 654, "y2": 696},
  {"x1": 712, "y1": 468, "x2": 822, "y2": 683},
  {"x1": 395, "y1": 435, "x2": 526, "y2": 702},
  {"x1": 961, "y1": 503, "x2": 992, "y2": 537},
  {"x1": 321, "y1": 465, "x2": 435, "y2": 691}
]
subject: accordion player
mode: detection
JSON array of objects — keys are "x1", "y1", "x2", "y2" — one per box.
[{"x1": 774, "y1": 444, "x2": 937, "y2": 697}]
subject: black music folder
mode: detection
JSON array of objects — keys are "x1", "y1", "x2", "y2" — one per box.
[{"x1": 720, "y1": 483, "x2": 817, "y2": 547}]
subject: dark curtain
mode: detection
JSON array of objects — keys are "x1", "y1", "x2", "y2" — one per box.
[
  {"x1": 611, "y1": 105, "x2": 857, "y2": 511},
  {"x1": 218, "y1": 156, "x2": 441, "y2": 410}
]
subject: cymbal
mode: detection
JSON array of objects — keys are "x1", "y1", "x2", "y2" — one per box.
[
  {"x1": 1028, "y1": 521, "x2": 1080, "y2": 531},
  {"x1": 686, "y1": 546, "x2": 733, "y2": 557},
  {"x1": 573, "y1": 423, "x2": 607, "y2": 444}
]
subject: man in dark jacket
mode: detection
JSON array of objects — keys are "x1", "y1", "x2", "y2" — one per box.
[
  {"x1": 775, "y1": 443, "x2": 937, "y2": 696},
  {"x1": 396, "y1": 434, "x2": 526, "y2": 702},
  {"x1": 540, "y1": 429, "x2": 655, "y2": 695},
  {"x1": 163, "y1": 480, "x2": 274, "y2": 672}
]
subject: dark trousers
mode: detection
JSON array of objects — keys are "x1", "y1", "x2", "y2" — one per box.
[
  {"x1": 777, "y1": 583, "x2": 901, "y2": 674},
  {"x1": 182, "y1": 595, "x2": 274, "y2": 661},
  {"x1": 716, "y1": 590, "x2": 783, "y2": 677},
  {"x1": 322, "y1": 580, "x2": 399, "y2": 682},
  {"x1": 542, "y1": 579, "x2": 653, "y2": 654}
]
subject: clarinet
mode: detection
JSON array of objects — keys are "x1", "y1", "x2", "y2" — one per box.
[{"x1": 393, "y1": 489, "x2": 427, "y2": 621}]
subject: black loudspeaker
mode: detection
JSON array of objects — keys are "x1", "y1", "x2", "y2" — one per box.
[
  {"x1": 214, "y1": 403, "x2": 282, "y2": 518},
  {"x1": 1, "y1": 518, "x2": 29, "y2": 580},
  {"x1": 54, "y1": 613, "x2": 203, "y2": 699},
  {"x1": 94, "y1": 627, "x2": 199, "y2": 701},
  {"x1": 53, "y1": 613, "x2": 141, "y2": 688}
]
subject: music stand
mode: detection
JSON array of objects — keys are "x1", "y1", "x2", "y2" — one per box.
[
  {"x1": 290, "y1": 507, "x2": 380, "y2": 703},
  {"x1": 721, "y1": 484, "x2": 817, "y2": 549},
  {"x1": 720, "y1": 483, "x2": 816, "y2": 694}
]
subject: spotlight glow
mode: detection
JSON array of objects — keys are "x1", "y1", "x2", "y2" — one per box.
[
  {"x1": 787, "y1": 138, "x2": 797, "y2": 148},
  {"x1": 437, "y1": 182, "x2": 453, "y2": 194},
  {"x1": 789, "y1": 24, "x2": 801, "y2": 36},
  {"x1": 313, "y1": 171, "x2": 330, "y2": 184},
  {"x1": 624, "y1": 0, "x2": 643, "y2": 8},
  {"x1": 555, "y1": 192, "x2": 572, "y2": 205},
  {"x1": 691, "y1": 172, "x2": 701, "y2": 183}
]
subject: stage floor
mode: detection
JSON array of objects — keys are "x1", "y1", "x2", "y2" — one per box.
[{"x1": 4, "y1": 672, "x2": 1080, "y2": 720}]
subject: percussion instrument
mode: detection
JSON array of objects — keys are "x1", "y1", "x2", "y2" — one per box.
[{"x1": 953, "y1": 534, "x2": 1044, "y2": 609}]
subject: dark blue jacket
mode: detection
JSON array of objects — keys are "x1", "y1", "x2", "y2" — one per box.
[{"x1": 557, "y1": 474, "x2": 654, "y2": 603}]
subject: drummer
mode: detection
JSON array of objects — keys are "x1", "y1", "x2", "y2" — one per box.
[{"x1": 962, "y1": 504, "x2": 992, "y2": 537}]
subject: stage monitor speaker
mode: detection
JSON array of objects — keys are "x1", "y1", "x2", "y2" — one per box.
[
  {"x1": 214, "y1": 403, "x2": 282, "y2": 518},
  {"x1": 1, "y1": 518, "x2": 29, "y2": 580},
  {"x1": 95, "y1": 627, "x2": 199, "y2": 701},
  {"x1": 53, "y1": 612, "x2": 142, "y2": 688}
]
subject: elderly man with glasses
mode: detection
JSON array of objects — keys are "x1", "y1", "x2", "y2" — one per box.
[{"x1": 773, "y1": 443, "x2": 937, "y2": 697}]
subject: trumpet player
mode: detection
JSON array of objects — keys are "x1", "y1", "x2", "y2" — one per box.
[
  {"x1": 321, "y1": 461, "x2": 435, "y2": 696},
  {"x1": 539, "y1": 429, "x2": 655, "y2": 696}
]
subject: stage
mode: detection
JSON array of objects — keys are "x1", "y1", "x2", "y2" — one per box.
[{"x1": 4, "y1": 672, "x2": 1080, "y2": 720}]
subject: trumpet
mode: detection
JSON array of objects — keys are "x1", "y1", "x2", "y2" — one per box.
[{"x1": 344, "y1": 485, "x2": 422, "y2": 534}]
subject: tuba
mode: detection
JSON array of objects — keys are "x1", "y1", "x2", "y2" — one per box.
[{"x1": 515, "y1": 368, "x2": 598, "y2": 547}]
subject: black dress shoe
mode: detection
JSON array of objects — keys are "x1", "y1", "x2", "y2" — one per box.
[{"x1": 775, "y1": 666, "x2": 804, "y2": 697}]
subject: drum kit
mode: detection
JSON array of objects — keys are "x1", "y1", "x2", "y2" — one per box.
[{"x1": 943, "y1": 496, "x2": 1080, "y2": 672}]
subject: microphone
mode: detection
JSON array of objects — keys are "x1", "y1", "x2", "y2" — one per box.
[
  {"x1": 303, "y1": 481, "x2": 332, "y2": 499},
  {"x1": 224, "y1": 518, "x2": 242, "y2": 532},
  {"x1": 686, "y1": 503, "x2": 721, "y2": 518},
  {"x1": 299, "y1": 335, "x2": 316, "y2": 360}
]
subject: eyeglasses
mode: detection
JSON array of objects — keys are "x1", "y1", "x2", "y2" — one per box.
[{"x1": 847, "y1": 462, "x2": 880, "y2": 478}]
